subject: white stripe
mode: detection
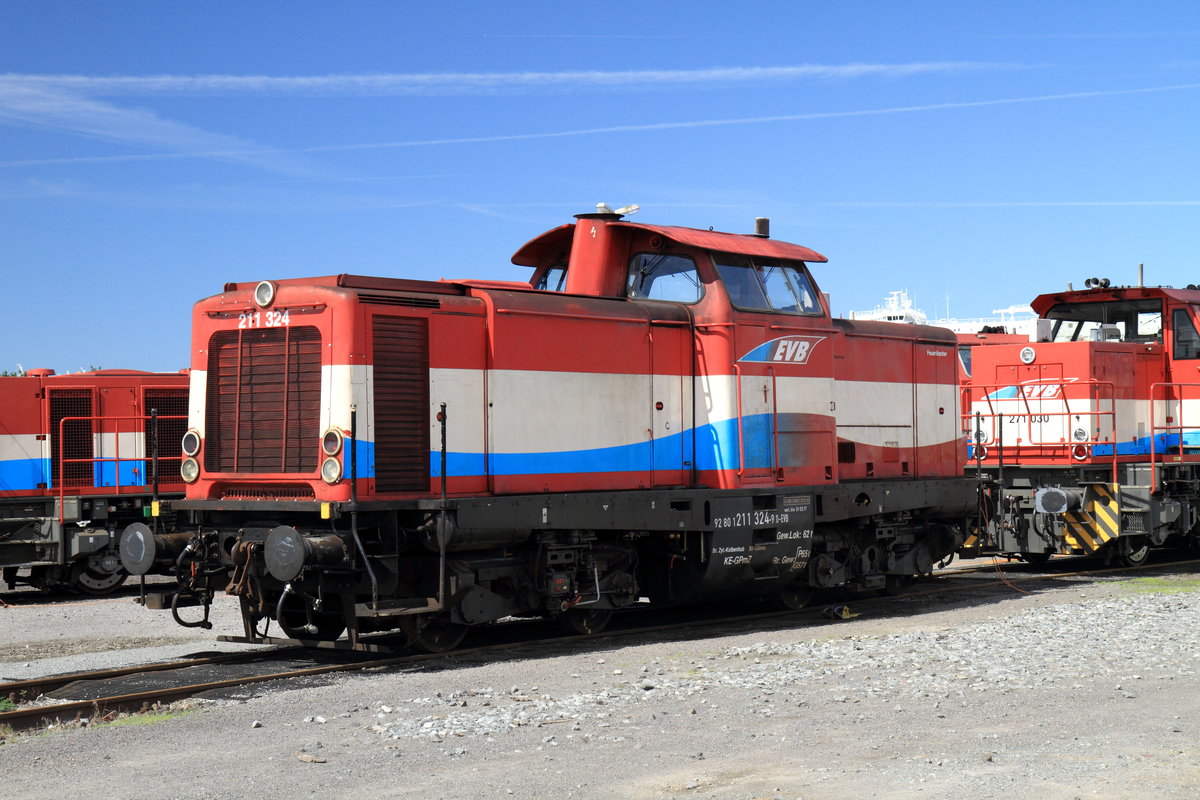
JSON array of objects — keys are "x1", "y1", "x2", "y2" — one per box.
[
  {"x1": 94, "y1": 432, "x2": 144, "y2": 459},
  {"x1": 488, "y1": 370, "x2": 650, "y2": 453},
  {"x1": 0, "y1": 433, "x2": 43, "y2": 462},
  {"x1": 322, "y1": 364, "x2": 375, "y2": 441},
  {"x1": 189, "y1": 369, "x2": 207, "y2": 436},
  {"x1": 430, "y1": 368, "x2": 485, "y2": 453}
]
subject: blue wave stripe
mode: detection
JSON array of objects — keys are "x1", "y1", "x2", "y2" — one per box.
[
  {"x1": 424, "y1": 417, "x2": 775, "y2": 478},
  {"x1": 0, "y1": 458, "x2": 50, "y2": 492},
  {"x1": 1093, "y1": 430, "x2": 1200, "y2": 456},
  {"x1": 345, "y1": 438, "x2": 376, "y2": 479},
  {"x1": 95, "y1": 460, "x2": 149, "y2": 488}
]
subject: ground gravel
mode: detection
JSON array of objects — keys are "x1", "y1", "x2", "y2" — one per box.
[{"x1": 3, "y1": 567, "x2": 1200, "y2": 799}]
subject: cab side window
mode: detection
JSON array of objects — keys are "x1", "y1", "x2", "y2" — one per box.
[
  {"x1": 1173, "y1": 309, "x2": 1200, "y2": 359},
  {"x1": 534, "y1": 266, "x2": 567, "y2": 292},
  {"x1": 627, "y1": 253, "x2": 701, "y2": 303}
]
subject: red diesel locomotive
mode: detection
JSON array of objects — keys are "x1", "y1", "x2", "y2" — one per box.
[
  {"x1": 121, "y1": 208, "x2": 973, "y2": 650},
  {"x1": 1, "y1": 369, "x2": 188, "y2": 594},
  {"x1": 962, "y1": 279, "x2": 1200, "y2": 564}
]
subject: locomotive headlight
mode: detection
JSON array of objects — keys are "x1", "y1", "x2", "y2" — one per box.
[
  {"x1": 321, "y1": 428, "x2": 343, "y2": 456},
  {"x1": 320, "y1": 457, "x2": 342, "y2": 484},
  {"x1": 181, "y1": 429, "x2": 201, "y2": 457},
  {"x1": 1072, "y1": 427, "x2": 1089, "y2": 442},
  {"x1": 180, "y1": 457, "x2": 200, "y2": 483},
  {"x1": 254, "y1": 280, "x2": 276, "y2": 308}
]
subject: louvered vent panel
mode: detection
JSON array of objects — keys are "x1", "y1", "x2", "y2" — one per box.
[
  {"x1": 144, "y1": 388, "x2": 189, "y2": 488},
  {"x1": 49, "y1": 389, "x2": 94, "y2": 489},
  {"x1": 360, "y1": 294, "x2": 442, "y2": 309},
  {"x1": 205, "y1": 326, "x2": 322, "y2": 473},
  {"x1": 372, "y1": 316, "x2": 430, "y2": 492}
]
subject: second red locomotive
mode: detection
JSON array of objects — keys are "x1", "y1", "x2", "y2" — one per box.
[
  {"x1": 961, "y1": 280, "x2": 1200, "y2": 564},
  {"x1": 123, "y1": 207, "x2": 973, "y2": 649},
  {"x1": 1, "y1": 368, "x2": 188, "y2": 594}
]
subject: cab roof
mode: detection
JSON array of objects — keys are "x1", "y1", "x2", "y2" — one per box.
[
  {"x1": 1030, "y1": 285, "x2": 1200, "y2": 315},
  {"x1": 511, "y1": 221, "x2": 828, "y2": 268}
]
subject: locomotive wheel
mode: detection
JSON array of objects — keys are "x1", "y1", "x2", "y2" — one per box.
[
  {"x1": 768, "y1": 585, "x2": 814, "y2": 611},
  {"x1": 1117, "y1": 537, "x2": 1150, "y2": 567},
  {"x1": 404, "y1": 618, "x2": 468, "y2": 653},
  {"x1": 1022, "y1": 552, "x2": 1054, "y2": 566},
  {"x1": 70, "y1": 555, "x2": 127, "y2": 596},
  {"x1": 558, "y1": 608, "x2": 613, "y2": 635},
  {"x1": 276, "y1": 594, "x2": 347, "y2": 642}
]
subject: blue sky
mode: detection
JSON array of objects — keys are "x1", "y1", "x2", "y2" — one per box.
[{"x1": 2, "y1": 1, "x2": 1199, "y2": 372}]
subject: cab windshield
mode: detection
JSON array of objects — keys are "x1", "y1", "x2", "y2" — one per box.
[
  {"x1": 1046, "y1": 299, "x2": 1163, "y2": 343},
  {"x1": 713, "y1": 254, "x2": 822, "y2": 315}
]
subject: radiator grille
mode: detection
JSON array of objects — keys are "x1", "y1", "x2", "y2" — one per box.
[
  {"x1": 220, "y1": 485, "x2": 316, "y2": 500},
  {"x1": 144, "y1": 388, "x2": 189, "y2": 489},
  {"x1": 205, "y1": 326, "x2": 322, "y2": 473},
  {"x1": 49, "y1": 389, "x2": 94, "y2": 489},
  {"x1": 372, "y1": 316, "x2": 430, "y2": 492}
]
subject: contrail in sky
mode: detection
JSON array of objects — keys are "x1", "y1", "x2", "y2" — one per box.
[
  {"x1": 1, "y1": 81, "x2": 1197, "y2": 169},
  {"x1": 0, "y1": 63, "x2": 1017, "y2": 95}
]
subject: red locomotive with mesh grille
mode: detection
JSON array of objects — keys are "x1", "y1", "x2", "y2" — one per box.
[{"x1": 0, "y1": 368, "x2": 189, "y2": 594}]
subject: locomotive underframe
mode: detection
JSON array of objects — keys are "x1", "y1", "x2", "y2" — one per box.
[
  {"x1": 141, "y1": 478, "x2": 972, "y2": 648},
  {"x1": 965, "y1": 462, "x2": 1200, "y2": 560},
  {"x1": 0, "y1": 493, "x2": 159, "y2": 593}
]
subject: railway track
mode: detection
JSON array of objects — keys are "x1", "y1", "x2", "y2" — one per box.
[{"x1": 4, "y1": 554, "x2": 1196, "y2": 736}]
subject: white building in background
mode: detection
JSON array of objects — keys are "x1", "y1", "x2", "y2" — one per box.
[{"x1": 849, "y1": 289, "x2": 1039, "y2": 338}]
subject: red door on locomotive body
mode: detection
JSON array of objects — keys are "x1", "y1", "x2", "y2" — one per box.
[{"x1": 690, "y1": 253, "x2": 837, "y2": 490}]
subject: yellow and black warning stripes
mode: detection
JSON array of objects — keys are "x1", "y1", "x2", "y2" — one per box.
[{"x1": 1062, "y1": 483, "x2": 1120, "y2": 553}]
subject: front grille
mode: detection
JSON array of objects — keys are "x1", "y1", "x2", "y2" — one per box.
[
  {"x1": 49, "y1": 389, "x2": 94, "y2": 489},
  {"x1": 205, "y1": 326, "x2": 322, "y2": 473},
  {"x1": 144, "y1": 388, "x2": 189, "y2": 489},
  {"x1": 220, "y1": 485, "x2": 316, "y2": 500}
]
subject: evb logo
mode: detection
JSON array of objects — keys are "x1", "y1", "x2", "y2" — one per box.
[{"x1": 738, "y1": 336, "x2": 826, "y2": 365}]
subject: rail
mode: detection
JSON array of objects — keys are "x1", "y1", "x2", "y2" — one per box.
[
  {"x1": 961, "y1": 378, "x2": 1119, "y2": 481},
  {"x1": 56, "y1": 414, "x2": 188, "y2": 524},
  {"x1": 1148, "y1": 382, "x2": 1200, "y2": 492}
]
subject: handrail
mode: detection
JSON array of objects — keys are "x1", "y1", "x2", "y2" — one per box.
[
  {"x1": 1148, "y1": 382, "x2": 1200, "y2": 492},
  {"x1": 56, "y1": 414, "x2": 188, "y2": 524},
  {"x1": 960, "y1": 378, "x2": 1119, "y2": 480},
  {"x1": 733, "y1": 363, "x2": 745, "y2": 478}
]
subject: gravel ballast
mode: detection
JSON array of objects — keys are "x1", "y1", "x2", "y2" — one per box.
[{"x1": 2, "y1": 571, "x2": 1200, "y2": 799}]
